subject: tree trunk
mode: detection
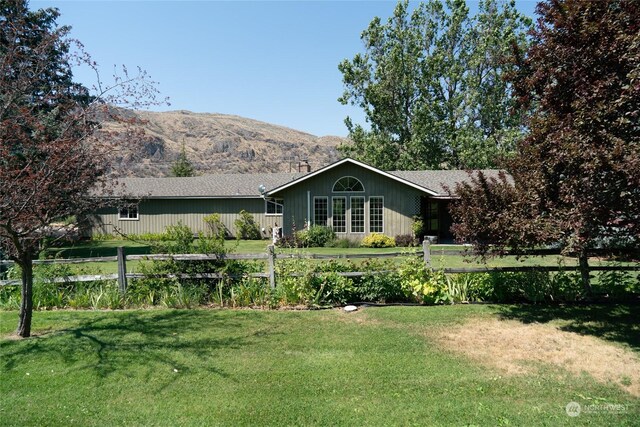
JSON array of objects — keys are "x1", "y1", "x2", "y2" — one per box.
[
  {"x1": 16, "y1": 257, "x2": 34, "y2": 338},
  {"x1": 578, "y1": 251, "x2": 592, "y2": 295}
]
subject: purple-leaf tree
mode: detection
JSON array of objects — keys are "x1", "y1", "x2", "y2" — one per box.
[
  {"x1": 0, "y1": 0, "x2": 165, "y2": 337},
  {"x1": 450, "y1": 0, "x2": 640, "y2": 292}
]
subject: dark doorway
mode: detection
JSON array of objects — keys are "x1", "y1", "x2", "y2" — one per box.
[{"x1": 419, "y1": 197, "x2": 455, "y2": 244}]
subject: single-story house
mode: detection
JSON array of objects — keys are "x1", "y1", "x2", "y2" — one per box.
[{"x1": 91, "y1": 158, "x2": 501, "y2": 243}]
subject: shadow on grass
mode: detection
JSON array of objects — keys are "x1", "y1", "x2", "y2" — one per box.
[
  {"x1": 496, "y1": 304, "x2": 640, "y2": 351},
  {"x1": 46, "y1": 243, "x2": 153, "y2": 258},
  {"x1": 1, "y1": 310, "x2": 280, "y2": 392}
]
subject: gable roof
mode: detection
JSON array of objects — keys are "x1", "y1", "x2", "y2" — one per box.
[
  {"x1": 266, "y1": 158, "x2": 441, "y2": 196},
  {"x1": 106, "y1": 158, "x2": 506, "y2": 199},
  {"x1": 111, "y1": 172, "x2": 305, "y2": 199},
  {"x1": 265, "y1": 157, "x2": 505, "y2": 198},
  {"x1": 389, "y1": 169, "x2": 506, "y2": 198}
]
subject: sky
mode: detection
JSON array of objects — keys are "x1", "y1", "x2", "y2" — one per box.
[{"x1": 31, "y1": 0, "x2": 538, "y2": 137}]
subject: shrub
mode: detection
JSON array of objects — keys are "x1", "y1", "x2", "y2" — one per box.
[
  {"x1": 234, "y1": 210, "x2": 262, "y2": 240},
  {"x1": 353, "y1": 260, "x2": 407, "y2": 303},
  {"x1": 361, "y1": 233, "x2": 396, "y2": 248},
  {"x1": 411, "y1": 216, "x2": 425, "y2": 240},
  {"x1": 203, "y1": 213, "x2": 228, "y2": 240},
  {"x1": 297, "y1": 225, "x2": 336, "y2": 247},
  {"x1": 154, "y1": 221, "x2": 194, "y2": 254},
  {"x1": 394, "y1": 234, "x2": 417, "y2": 247}
]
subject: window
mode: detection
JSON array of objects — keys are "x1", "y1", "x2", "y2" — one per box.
[
  {"x1": 427, "y1": 201, "x2": 439, "y2": 231},
  {"x1": 314, "y1": 197, "x2": 328, "y2": 226},
  {"x1": 332, "y1": 197, "x2": 346, "y2": 233},
  {"x1": 265, "y1": 198, "x2": 284, "y2": 215},
  {"x1": 332, "y1": 176, "x2": 364, "y2": 192},
  {"x1": 118, "y1": 205, "x2": 139, "y2": 220},
  {"x1": 351, "y1": 197, "x2": 365, "y2": 233},
  {"x1": 370, "y1": 197, "x2": 384, "y2": 233}
]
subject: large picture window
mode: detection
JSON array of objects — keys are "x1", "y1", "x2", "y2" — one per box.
[
  {"x1": 332, "y1": 176, "x2": 364, "y2": 192},
  {"x1": 265, "y1": 198, "x2": 284, "y2": 215},
  {"x1": 314, "y1": 197, "x2": 328, "y2": 226},
  {"x1": 370, "y1": 197, "x2": 383, "y2": 233},
  {"x1": 332, "y1": 197, "x2": 346, "y2": 233},
  {"x1": 351, "y1": 197, "x2": 365, "y2": 233},
  {"x1": 118, "y1": 205, "x2": 139, "y2": 221}
]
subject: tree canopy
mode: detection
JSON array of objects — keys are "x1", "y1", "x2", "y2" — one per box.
[
  {"x1": 0, "y1": 0, "x2": 163, "y2": 336},
  {"x1": 338, "y1": 0, "x2": 531, "y2": 170},
  {"x1": 450, "y1": 0, "x2": 640, "y2": 291}
]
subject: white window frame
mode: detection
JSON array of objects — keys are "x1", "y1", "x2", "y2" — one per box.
[
  {"x1": 265, "y1": 197, "x2": 284, "y2": 216},
  {"x1": 118, "y1": 205, "x2": 139, "y2": 221},
  {"x1": 350, "y1": 196, "x2": 365, "y2": 234},
  {"x1": 331, "y1": 196, "x2": 347, "y2": 233},
  {"x1": 313, "y1": 196, "x2": 328, "y2": 226},
  {"x1": 369, "y1": 196, "x2": 384, "y2": 233},
  {"x1": 332, "y1": 176, "x2": 365, "y2": 193}
]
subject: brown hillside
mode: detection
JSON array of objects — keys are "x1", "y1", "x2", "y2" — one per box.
[{"x1": 105, "y1": 110, "x2": 345, "y2": 177}]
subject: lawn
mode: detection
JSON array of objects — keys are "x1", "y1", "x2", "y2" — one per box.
[{"x1": 1, "y1": 305, "x2": 638, "y2": 426}]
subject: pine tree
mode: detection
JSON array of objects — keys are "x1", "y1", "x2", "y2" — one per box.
[{"x1": 171, "y1": 143, "x2": 195, "y2": 177}]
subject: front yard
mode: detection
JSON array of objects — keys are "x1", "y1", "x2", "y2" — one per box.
[{"x1": 1, "y1": 305, "x2": 638, "y2": 425}]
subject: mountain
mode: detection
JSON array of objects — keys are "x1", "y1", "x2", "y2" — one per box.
[{"x1": 105, "y1": 110, "x2": 346, "y2": 177}]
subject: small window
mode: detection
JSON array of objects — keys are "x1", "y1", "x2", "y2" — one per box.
[
  {"x1": 333, "y1": 176, "x2": 364, "y2": 192},
  {"x1": 118, "y1": 205, "x2": 139, "y2": 221},
  {"x1": 266, "y1": 198, "x2": 284, "y2": 215},
  {"x1": 314, "y1": 197, "x2": 328, "y2": 226}
]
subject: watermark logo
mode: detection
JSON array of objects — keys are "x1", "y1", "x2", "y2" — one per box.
[
  {"x1": 566, "y1": 402, "x2": 581, "y2": 417},
  {"x1": 566, "y1": 401, "x2": 627, "y2": 417}
]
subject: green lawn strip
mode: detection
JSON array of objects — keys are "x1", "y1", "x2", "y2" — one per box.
[{"x1": 1, "y1": 306, "x2": 637, "y2": 426}]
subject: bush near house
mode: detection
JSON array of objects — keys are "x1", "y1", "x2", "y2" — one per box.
[
  {"x1": 296, "y1": 225, "x2": 336, "y2": 248},
  {"x1": 234, "y1": 210, "x2": 262, "y2": 240},
  {"x1": 361, "y1": 233, "x2": 396, "y2": 248}
]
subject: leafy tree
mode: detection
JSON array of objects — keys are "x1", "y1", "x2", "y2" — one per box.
[
  {"x1": 171, "y1": 142, "x2": 195, "y2": 177},
  {"x1": 450, "y1": 0, "x2": 640, "y2": 292},
  {"x1": 338, "y1": 0, "x2": 531, "y2": 170},
  {"x1": 0, "y1": 0, "x2": 163, "y2": 337}
]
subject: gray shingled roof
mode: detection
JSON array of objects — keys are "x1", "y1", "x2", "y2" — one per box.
[
  {"x1": 389, "y1": 169, "x2": 506, "y2": 197},
  {"x1": 109, "y1": 167, "x2": 507, "y2": 199},
  {"x1": 112, "y1": 172, "x2": 305, "y2": 198}
]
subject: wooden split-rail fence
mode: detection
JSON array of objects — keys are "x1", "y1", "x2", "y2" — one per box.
[{"x1": 0, "y1": 242, "x2": 638, "y2": 292}]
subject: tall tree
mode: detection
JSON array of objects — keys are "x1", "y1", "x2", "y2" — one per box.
[
  {"x1": 338, "y1": 0, "x2": 531, "y2": 170},
  {"x1": 171, "y1": 142, "x2": 195, "y2": 177},
  {"x1": 450, "y1": 0, "x2": 640, "y2": 292},
  {"x1": 0, "y1": 0, "x2": 163, "y2": 337}
]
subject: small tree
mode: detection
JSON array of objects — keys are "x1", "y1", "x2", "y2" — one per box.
[
  {"x1": 0, "y1": 1, "x2": 164, "y2": 337},
  {"x1": 451, "y1": 0, "x2": 640, "y2": 292},
  {"x1": 171, "y1": 142, "x2": 195, "y2": 177}
]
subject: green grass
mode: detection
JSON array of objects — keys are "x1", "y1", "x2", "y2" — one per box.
[{"x1": 1, "y1": 306, "x2": 638, "y2": 426}]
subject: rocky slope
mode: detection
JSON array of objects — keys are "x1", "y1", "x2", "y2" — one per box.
[{"x1": 105, "y1": 110, "x2": 345, "y2": 177}]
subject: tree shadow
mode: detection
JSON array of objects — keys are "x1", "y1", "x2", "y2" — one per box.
[
  {"x1": 496, "y1": 304, "x2": 640, "y2": 351},
  {"x1": 1, "y1": 310, "x2": 282, "y2": 393}
]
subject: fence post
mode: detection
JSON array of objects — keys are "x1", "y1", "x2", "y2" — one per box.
[
  {"x1": 267, "y1": 245, "x2": 276, "y2": 289},
  {"x1": 422, "y1": 239, "x2": 431, "y2": 268},
  {"x1": 117, "y1": 246, "x2": 128, "y2": 294}
]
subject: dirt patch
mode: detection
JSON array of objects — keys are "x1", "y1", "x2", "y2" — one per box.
[{"x1": 434, "y1": 318, "x2": 640, "y2": 396}]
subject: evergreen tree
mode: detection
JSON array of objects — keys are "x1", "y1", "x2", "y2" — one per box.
[{"x1": 171, "y1": 143, "x2": 195, "y2": 177}]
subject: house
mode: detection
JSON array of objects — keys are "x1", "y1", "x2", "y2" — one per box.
[{"x1": 91, "y1": 158, "x2": 501, "y2": 243}]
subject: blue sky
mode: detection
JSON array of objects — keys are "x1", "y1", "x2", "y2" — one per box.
[{"x1": 32, "y1": 1, "x2": 537, "y2": 137}]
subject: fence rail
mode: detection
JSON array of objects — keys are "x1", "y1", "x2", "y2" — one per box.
[{"x1": 1, "y1": 242, "x2": 637, "y2": 288}]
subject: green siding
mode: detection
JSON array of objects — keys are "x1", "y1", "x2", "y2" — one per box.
[
  {"x1": 273, "y1": 163, "x2": 426, "y2": 239},
  {"x1": 91, "y1": 198, "x2": 281, "y2": 238}
]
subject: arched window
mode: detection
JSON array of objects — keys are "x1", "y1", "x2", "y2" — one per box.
[{"x1": 332, "y1": 176, "x2": 364, "y2": 192}]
